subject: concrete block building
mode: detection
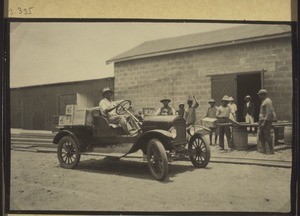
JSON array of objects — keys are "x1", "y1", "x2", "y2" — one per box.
[{"x1": 107, "y1": 24, "x2": 292, "y2": 123}]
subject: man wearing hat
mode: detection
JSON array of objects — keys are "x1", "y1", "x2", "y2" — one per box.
[
  {"x1": 216, "y1": 95, "x2": 233, "y2": 150},
  {"x1": 243, "y1": 95, "x2": 256, "y2": 133},
  {"x1": 204, "y1": 99, "x2": 218, "y2": 145},
  {"x1": 155, "y1": 98, "x2": 176, "y2": 116},
  {"x1": 257, "y1": 89, "x2": 276, "y2": 154},
  {"x1": 184, "y1": 96, "x2": 199, "y2": 126},
  {"x1": 99, "y1": 87, "x2": 139, "y2": 135}
]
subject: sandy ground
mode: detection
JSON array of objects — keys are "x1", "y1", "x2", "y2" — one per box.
[
  {"x1": 209, "y1": 144, "x2": 292, "y2": 161},
  {"x1": 9, "y1": 150, "x2": 292, "y2": 213}
]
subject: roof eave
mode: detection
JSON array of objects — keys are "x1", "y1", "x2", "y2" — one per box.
[
  {"x1": 106, "y1": 32, "x2": 291, "y2": 65},
  {"x1": 10, "y1": 77, "x2": 114, "y2": 89}
]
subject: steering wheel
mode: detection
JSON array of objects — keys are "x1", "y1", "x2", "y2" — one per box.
[{"x1": 116, "y1": 100, "x2": 132, "y2": 115}]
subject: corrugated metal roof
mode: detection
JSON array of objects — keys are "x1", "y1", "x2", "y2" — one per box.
[{"x1": 107, "y1": 24, "x2": 291, "y2": 64}]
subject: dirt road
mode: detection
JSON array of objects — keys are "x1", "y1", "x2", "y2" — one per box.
[{"x1": 9, "y1": 150, "x2": 291, "y2": 213}]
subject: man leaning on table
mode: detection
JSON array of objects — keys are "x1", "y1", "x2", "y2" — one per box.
[{"x1": 216, "y1": 95, "x2": 233, "y2": 150}]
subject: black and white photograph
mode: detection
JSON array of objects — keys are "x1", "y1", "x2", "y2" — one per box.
[{"x1": 8, "y1": 21, "x2": 295, "y2": 213}]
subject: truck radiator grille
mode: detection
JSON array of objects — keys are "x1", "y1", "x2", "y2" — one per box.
[{"x1": 173, "y1": 121, "x2": 186, "y2": 145}]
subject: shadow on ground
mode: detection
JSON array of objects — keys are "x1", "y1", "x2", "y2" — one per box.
[{"x1": 75, "y1": 157, "x2": 208, "y2": 182}]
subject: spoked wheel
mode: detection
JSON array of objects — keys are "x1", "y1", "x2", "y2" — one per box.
[
  {"x1": 147, "y1": 139, "x2": 168, "y2": 181},
  {"x1": 57, "y1": 136, "x2": 81, "y2": 169},
  {"x1": 188, "y1": 134, "x2": 211, "y2": 168}
]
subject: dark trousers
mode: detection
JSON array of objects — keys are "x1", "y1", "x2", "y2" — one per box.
[
  {"x1": 209, "y1": 127, "x2": 218, "y2": 145},
  {"x1": 219, "y1": 125, "x2": 232, "y2": 149},
  {"x1": 258, "y1": 120, "x2": 273, "y2": 153}
]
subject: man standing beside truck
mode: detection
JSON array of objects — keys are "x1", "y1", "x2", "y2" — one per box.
[
  {"x1": 155, "y1": 98, "x2": 176, "y2": 116},
  {"x1": 184, "y1": 96, "x2": 199, "y2": 126}
]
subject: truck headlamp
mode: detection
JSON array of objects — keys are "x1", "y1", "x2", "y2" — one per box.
[
  {"x1": 189, "y1": 125, "x2": 195, "y2": 136},
  {"x1": 169, "y1": 127, "x2": 177, "y2": 138}
]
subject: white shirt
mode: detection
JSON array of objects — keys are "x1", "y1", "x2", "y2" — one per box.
[
  {"x1": 99, "y1": 98, "x2": 117, "y2": 117},
  {"x1": 228, "y1": 103, "x2": 237, "y2": 121},
  {"x1": 154, "y1": 106, "x2": 176, "y2": 116},
  {"x1": 216, "y1": 105, "x2": 231, "y2": 118},
  {"x1": 228, "y1": 103, "x2": 237, "y2": 113}
]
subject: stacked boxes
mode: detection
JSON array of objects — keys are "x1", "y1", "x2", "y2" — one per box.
[
  {"x1": 58, "y1": 115, "x2": 73, "y2": 126},
  {"x1": 58, "y1": 105, "x2": 76, "y2": 126},
  {"x1": 58, "y1": 104, "x2": 93, "y2": 126},
  {"x1": 66, "y1": 104, "x2": 76, "y2": 115},
  {"x1": 73, "y1": 109, "x2": 93, "y2": 126}
]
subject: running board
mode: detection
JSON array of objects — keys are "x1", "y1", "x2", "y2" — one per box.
[{"x1": 86, "y1": 143, "x2": 134, "y2": 157}]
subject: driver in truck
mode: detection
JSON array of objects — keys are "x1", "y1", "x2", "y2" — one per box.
[{"x1": 99, "y1": 87, "x2": 139, "y2": 136}]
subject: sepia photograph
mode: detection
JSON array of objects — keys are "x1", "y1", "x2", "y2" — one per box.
[{"x1": 8, "y1": 21, "x2": 294, "y2": 213}]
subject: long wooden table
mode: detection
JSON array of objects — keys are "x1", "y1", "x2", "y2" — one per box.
[
  {"x1": 217, "y1": 121, "x2": 293, "y2": 151},
  {"x1": 218, "y1": 121, "x2": 293, "y2": 127}
]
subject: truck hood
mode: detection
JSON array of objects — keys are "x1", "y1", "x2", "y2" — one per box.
[{"x1": 142, "y1": 115, "x2": 184, "y2": 131}]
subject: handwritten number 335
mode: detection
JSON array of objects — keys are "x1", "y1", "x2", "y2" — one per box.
[{"x1": 9, "y1": 7, "x2": 34, "y2": 15}]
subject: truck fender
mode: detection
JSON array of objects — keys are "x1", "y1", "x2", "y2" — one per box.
[
  {"x1": 53, "y1": 130, "x2": 87, "y2": 152},
  {"x1": 128, "y1": 130, "x2": 173, "y2": 154},
  {"x1": 53, "y1": 130, "x2": 82, "y2": 145},
  {"x1": 194, "y1": 125, "x2": 211, "y2": 136}
]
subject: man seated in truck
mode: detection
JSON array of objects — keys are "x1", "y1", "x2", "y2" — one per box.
[{"x1": 99, "y1": 87, "x2": 139, "y2": 136}]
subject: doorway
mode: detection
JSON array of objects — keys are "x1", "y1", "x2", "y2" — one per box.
[
  {"x1": 236, "y1": 73, "x2": 262, "y2": 122},
  {"x1": 211, "y1": 72, "x2": 262, "y2": 122}
]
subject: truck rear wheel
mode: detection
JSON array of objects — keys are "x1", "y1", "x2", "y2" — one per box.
[
  {"x1": 147, "y1": 139, "x2": 168, "y2": 181},
  {"x1": 57, "y1": 136, "x2": 81, "y2": 169}
]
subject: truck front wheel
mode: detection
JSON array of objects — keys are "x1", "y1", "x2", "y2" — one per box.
[
  {"x1": 188, "y1": 134, "x2": 211, "y2": 168},
  {"x1": 147, "y1": 139, "x2": 168, "y2": 181}
]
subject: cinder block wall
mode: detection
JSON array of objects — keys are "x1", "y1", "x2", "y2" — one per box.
[{"x1": 114, "y1": 37, "x2": 292, "y2": 122}]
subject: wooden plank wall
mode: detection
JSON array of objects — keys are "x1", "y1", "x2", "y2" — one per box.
[{"x1": 10, "y1": 78, "x2": 114, "y2": 130}]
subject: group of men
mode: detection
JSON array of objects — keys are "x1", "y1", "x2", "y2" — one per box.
[
  {"x1": 143, "y1": 96, "x2": 200, "y2": 127},
  {"x1": 204, "y1": 89, "x2": 276, "y2": 154},
  {"x1": 98, "y1": 87, "x2": 276, "y2": 154}
]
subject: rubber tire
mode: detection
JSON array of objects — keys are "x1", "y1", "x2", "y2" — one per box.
[
  {"x1": 188, "y1": 134, "x2": 211, "y2": 168},
  {"x1": 57, "y1": 136, "x2": 81, "y2": 169},
  {"x1": 147, "y1": 139, "x2": 168, "y2": 181}
]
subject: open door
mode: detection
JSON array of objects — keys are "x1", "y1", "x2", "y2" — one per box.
[
  {"x1": 236, "y1": 72, "x2": 262, "y2": 122},
  {"x1": 211, "y1": 71, "x2": 263, "y2": 122}
]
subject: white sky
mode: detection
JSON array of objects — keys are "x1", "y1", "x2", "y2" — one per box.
[{"x1": 10, "y1": 22, "x2": 245, "y2": 88}]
